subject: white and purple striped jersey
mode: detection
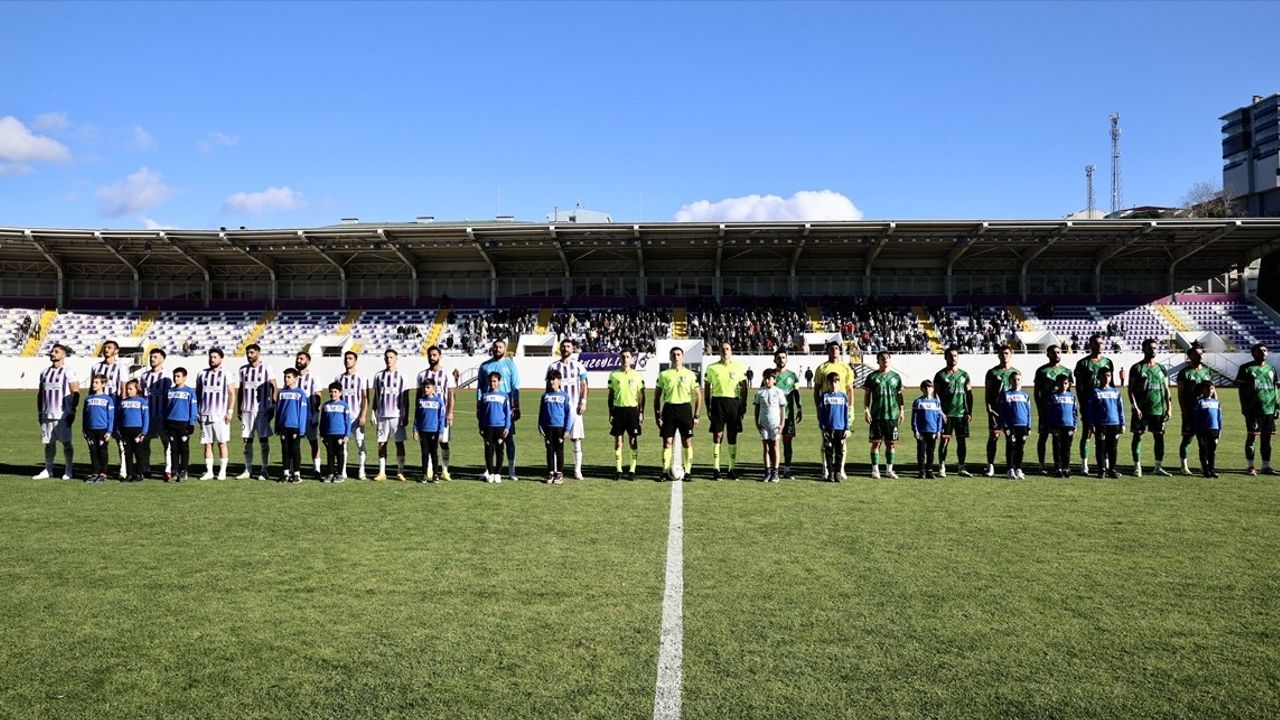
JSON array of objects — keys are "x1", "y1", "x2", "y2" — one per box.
[
  {"x1": 90, "y1": 360, "x2": 126, "y2": 396},
  {"x1": 196, "y1": 367, "x2": 232, "y2": 420},
  {"x1": 373, "y1": 369, "x2": 407, "y2": 420},
  {"x1": 38, "y1": 365, "x2": 75, "y2": 421},
  {"x1": 549, "y1": 358, "x2": 588, "y2": 408},
  {"x1": 335, "y1": 371, "x2": 369, "y2": 421},
  {"x1": 138, "y1": 367, "x2": 172, "y2": 421},
  {"x1": 417, "y1": 367, "x2": 453, "y2": 399},
  {"x1": 297, "y1": 371, "x2": 319, "y2": 424},
  {"x1": 237, "y1": 362, "x2": 275, "y2": 416}
]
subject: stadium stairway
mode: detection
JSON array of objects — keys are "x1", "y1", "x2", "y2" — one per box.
[
  {"x1": 131, "y1": 309, "x2": 159, "y2": 338},
  {"x1": 673, "y1": 307, "x2": 688, "y2": 339},
  {"x1": 1154, "y1": 304, "x2": 1193, "y2": 333},
  {"x1": 336, "y1": 308, "x2": 362, "y2": 336},
  {"x1": 912, "y1": 306, "x2": 944, "y2": 353},
  {"x1": 235, "y1": 310, "x2": 278, "y2": 356},
  {"x1": 535, "y1": 307, "x2": 553, "y2": 335},
  {"x1": 421, "y1": 308, "x2": 450, "y2": 355},
  {"x1": 806, "y1": 306, "x2": 825, "y2": 333},
  {"x1": 1007, "y1": 305, "x2": 1032, "y2": 331},
  {"x1": 21, "y1": 310, "x2": 57, "y2": 357}
]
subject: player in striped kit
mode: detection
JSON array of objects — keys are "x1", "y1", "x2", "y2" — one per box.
[
  {"x1": 34, "y1": 344, "x2": 80, "y2": 480},
  {"x1": 138, "y1": 348, "x2": 172, "y2": 478},
  {"x1": 416, "y1": 345, "x2": 458, "y2": 481},
  {"x1": 235, "y1": 344, "x2": 278, "y2": 480},
  {"x1": 295, "y1": 351, "x2": 324, "y2": 477},
  {"x1": 373, "y1": 348, "x2": 410, "y2": 482},
  {"x1": 196, "y1": 348, "x2": 234, "y2": 480},
  {"x1": 91, "y1": 340, "x2": 128, "y2": 477},
  {"x1": 336, "y1": 350, "x2": 370, "y2": 480},
  {"x1": 548, "y1": 339, "x2": 589, "y2": 480}
]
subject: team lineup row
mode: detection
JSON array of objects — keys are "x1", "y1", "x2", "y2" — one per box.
[{"x1": 30, "y1": 332, "x2": 1279, "y2": 484}]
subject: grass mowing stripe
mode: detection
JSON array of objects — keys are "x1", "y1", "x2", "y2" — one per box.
[{"x1": 652, "y1": 479, "x2": 684, "y2": 720}]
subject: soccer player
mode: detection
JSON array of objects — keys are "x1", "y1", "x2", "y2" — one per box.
[
  {"x1": 818, "y1": 372, "x2": 851, "y2": 482},
  {"x1": 1046, "y1": 375, "x2": 1079, "y2": 477},
  {"x1": 478, "y1": 371, "x2": 513, "y2": 483},
  {"x1": 91, "y1": 339, "x2": 127, "y2": 478},
  {"x1": 864, "y1": 351, "x2": 905, "y2": 479},
  {"x1": 772, "y1": 349, "x2": 803, "y2": 478},
  {"x1": 236, "y1": 343, "x2": 277, "y2": 481},
  {"x1": 34, "y1": 343, "x2": 79, "y2": 480},
  {"x1": 373, "y1": 348, "x2": 410, "y2": 482},
  {"x1": 1074, "y1": 333, "x2": 1115, "y2": 475},
  {"x1": 164, "y1": 367, "x2": 199, "y2": 482},
  {"x1": 138, "y1": 348, "x2": 172, "y2": 478},
  {"x1": 82, "y1": 375, "x2": 116, "y2": 483},
  {"x1": 539, "y1": 369, "x2": 573, "y2": 484},
  {"x1": 1194, "y1": 383, "x2": 1223, "y2": 478},
  {"x1": 1089, "y1": 367, "x2": 1125, "y2": 479},
  {"x1": 754, "y1": 368, "x2": 786, "y2": 482},
  {"x1": 116, "y1": 379, "x2": 149, "y2": 483},
  {"x1": 607, "y1": 349, "x2": 645, "y2": 481},
  {"x1": 655, "y1": 346, "x2": 700, "y2": 481},
  {"x1": 336, "y1": 350, "x2": 370, "y2": 480},
  {"x1": 912, "y1": 380, "x2": 944, "y2": 478},
  {"x1": 417, "y1": 345, "x2": 458, "y2": 481},
  {"x1": 295, "y1": 351, "x2": 323, "y2": 477},
  {"x1": 704, "y1": 341, "x2": 748, "y2": 480},
  {"x1": 1129, "y1": 339, "x2": 1172, "y2": 477},
  {"x1": 934, "y1": 345, "x2": 973, "y2": 477},
  {"x1": 984, "y1": 345, "x2": 1020, "y2": 477},
  {"x1": 548, "y1": 339, "x2": 589, "y2": 480},
  {"x1": 196, "y1": 348, "x2": 234, "y2": 480},
  {"x1": 1236, "y1": 342, "x2": 1278, "y2": 476},
  {"x1": 998, "y1": 371, "x2": 1032, "y2": 479},
  {"x1": 1033, "y1": 345, "x2": 1073, "y2": 474},
  {"x1": 1176, "y1": 342, "x2": 1213, "y2": 475},
  {"x1": 478, "y1": 339, "x2": 521, "y2": 482},
  {"x1": 413, "y1": 377, "x2": 447, "y2": 483},
  {"x1": 275, "y1": 368, "x2": 308, "y2": 483},
  {"x1": 319, "y1": 383, "x2": 352, "y2": 483}
]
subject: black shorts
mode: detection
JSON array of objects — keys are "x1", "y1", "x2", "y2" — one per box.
[
  {"x1": 1133, "y1": 414, "x2": 1168, "y2": 434},
  {"x1": 942, "y1": 416, "x2": 969, "y2": 438},
  {"x1": 987, "y1": 412, "x2": 1004, "y2": 435},
  {"x1": 660, "y1": 404, "x2": 694, "y2": 440},
  {"x1": 610, "y1": 407, "x2": 643, "y2": 438},
  {"x1": 868, "y1": 419, "x2": 899, "y2": 442},
  {"x1": 708, "y1": 397, "x2": 743, "y2": 434},
  {"x1": 782, "y1": 418, "x2": 797, "y2": 438},
  {"x1": 1246, "y1": 414, "x2": 1278, "y2": 434}
]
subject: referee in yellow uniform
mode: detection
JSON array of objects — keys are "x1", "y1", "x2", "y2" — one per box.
[
  {"x1": 655, "y1": 346, "x2": 700, "y2": 481},
  {"x1": 704, "y1": 341, "x2": 749, "y2": 480}
]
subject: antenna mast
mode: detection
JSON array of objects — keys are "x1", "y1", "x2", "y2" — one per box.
[
  {"x1": 1085, "y1": 164, "x2": 1096, "y2": 217},
  {"x1": 1109, "y1": 113, "x2": 1122, "y2": 214}
]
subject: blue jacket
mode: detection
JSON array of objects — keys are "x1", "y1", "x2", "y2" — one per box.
[
  {"x1": 415, "y1": 394, "x2": 448, "y2": 433},
  {"x1": 477, "y1": 357, "x2": 520, "y2": 405},
  {"x1": 911, "y1": 397, "x2": 944, "y2": 435},
  {"x1": 275, "y1": 387, "x2": 309, "y2": 433},
  {"x1": 1194, "y1": 396, "x2": 1222, "y2": 432},
  {"x1": 319, "y1": 399, "x2": 352, "y2": 437},
  {"x1": 539, "y1": 390, "x2": 574, "y2": 433},
  {"x1": 999, "y1": 390, "x2": 1032, "y2": 429},
  {"x1": 1045, "y1": 392, "x2": 1078, "y2": 429},
  {"x1": 164, "y1": 385, "x2": 199, "y2": 426},
  {"x1": 478, "y1": 390, "x2": 513, "y2": 430},
  {"x1": 818, "y1": 391, "x2": 850, "y2": 432},
  {"x1": 1089, "y1": 387, "x2": 1125, "y2": 427},
  {"x1": 117, "y1": 396, "x2": 150, "y2": 436},
  {"x1": 83, "y1": 392, "x2": 116, "y2": 434}
]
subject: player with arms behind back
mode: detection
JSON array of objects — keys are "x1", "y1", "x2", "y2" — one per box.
[
  {"x1": 1176, "y1": 342, "x2": 1213, "y2": 475},
  {"x1": 933, "y1": 346, "x2": 973, "y2": 477},
  {"x1": 607, "y1": 349, "x2": 645, "y2": 481},
  {"x1": 1236, "y1": 342, "x2": 1278, "y2": 476}
]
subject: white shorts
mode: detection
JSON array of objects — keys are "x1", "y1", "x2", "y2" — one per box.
[
  {"x1": 40, "y1": 418, "x2": 72, "y2": 444},
  {"x1": 376, "y1": 418, "x2": 406, "y2": 443},
  {"x1": 240, "y1": 411, "x2": 272, "y2": 439},
  {"x1": 759, "y1": 426, "x2": 781, "y2": 441},
  {"x1": 347, "y1": 420, "x2": 366, "y2": 448},
  {"x1": 201, "y1": 418, "x2": 230, "y2": 444},
  {"x1": 568, "y1": 412, "x2": 585, "y2": 441},
  {"x1": 438, "y1": 424, "x2": 451, "y2": 444}
]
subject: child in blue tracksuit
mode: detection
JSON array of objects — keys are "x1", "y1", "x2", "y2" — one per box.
[
  {"x1": 164, "y1": 368, "x2": 199, "y2": 481},
  {"x1": 116, "y1": 379, "x2": 150, "y2": 482},
  {"x1": 1046, "y1": 375, "x2": 1079, "y2": 477},
  {"x1": 477, "y1": 372, "x2": 513, "y2": 483},
  {"x1": 275, "y1": 368, "x2": 309, "y2": 483},
  {"x1": 319, "y1": 382, "x2": 352, "y2": 483},
  {"x1": 83, "y1": 374, "x2": 117, "y2": 483},
  {"x1": 1089, "y1": 367, "x2": 1126, "y2": 478},
  {"x1": 539, "y1": 370, "x2": 574, "y2": 484},
  {"x1": 999, "y1": 371, "x2": 1033, "y2": 478},
  {"x1": 414, "y1": 377, "x2": 448, "y2": 483},
  {"x1": 818, "y1": 372, "x2": 850, "y2": 482},
  {"x1": 1194, "y1": 383, "x2": 1223, "y2": 478},
  {"x1": 911, "y1": 380, "x2": 944, "y2": 478}
]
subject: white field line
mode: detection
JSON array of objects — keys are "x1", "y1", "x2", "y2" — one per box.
[{"x1": 652, "y1": 473, "x2": 684, "y2": 720}]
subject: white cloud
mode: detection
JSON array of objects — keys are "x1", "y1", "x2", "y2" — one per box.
[
  {"x1": 33, "y1": 112, "x2": 69, "y2": 132},
  {"x1": 96, "y1": 167, "x2": 176, "y2": 218},
  {"x1": 132, "y1": 125, "x2": 155, "y2": 150},
  {"x1": 674, "y1": 189, "x2": 863, "y2": 222},
  {"x1": 223, "y1": 186, "x2": 305, "y2": 215},
  {"x1": 142, "y1": 217, "x2": 175, "y2": 230},
  {"x1": 0, "y1": 116, "x2": 72, "y2": 175},
  {"x1": 198, "y1": 131, "x2": 240, "y2": 153}
]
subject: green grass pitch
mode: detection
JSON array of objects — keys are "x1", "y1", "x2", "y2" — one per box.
[{"x1": 1, "y1": 388, "x2": 1278, "y2": 719}]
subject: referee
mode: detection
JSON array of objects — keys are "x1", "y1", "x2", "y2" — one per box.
[
  {"x1": 704, "y1": 341, "x2": 748, "y2": 480},
  {"x1": 655, "y1": 346, "x2": 700, "y2": 481}
]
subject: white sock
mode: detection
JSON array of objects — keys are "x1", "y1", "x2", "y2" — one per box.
[
  {"x1": 359, "y1": 450, "x2": 367, "y2": 476},
  {"x1": 314, "y1": 456, "x2": 322, "y2": 472},
  {"x1": 220, "y1": 458, "x2": 228, "y2": 475},
  {"x1": 379, "y1": 458, "x2": 386, "y2": 475},
  {"x1": 206, "y1": 458, "x2": 214, "y2": 474},
  {"x1": 574, "y1": 442, "x2": 583, "y2": 473}
]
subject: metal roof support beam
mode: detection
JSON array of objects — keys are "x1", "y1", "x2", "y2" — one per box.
[
  {"x1": 467, "y1": 227, "x2": 497, "y2": 305},
  {"x1": 220, "y1": 232, "x2": 276, "y2": 308},
  {"x1": 549, "y1": 225, "x2": 570, "y2": 301},
  {"x1": 1169, "y1": 220, "x2": 1240, "y2": 300},
  {"x1": 714, "y1": 224, "x2": 726, "y2": 302},
  {"x1": 26, "y1": 230, "x2": 64, "y2": 308},
  {"x1": 1020, "y1": 222, "x2": 1071, "y2": 303},
  {"x1": 944, "y1": 223, "x2": 986, "y2": 302},
  {"x1": 95, "y1": 231, "x2": 140, "y2": 308},
  {"x1": 863, "y1": 222, "x2": 895, "y2": 297},
  {"x1": 789, "y1": 223, "x2": 810, "y2": 300},
  {"x1": 633, "y1": 225, "x2": 645, "y2": 304},
  {"x1": 1092, "y1": 221, "x2": 1155, "y2": 302},
  {"x1": 379, "y1": 229, "x2": 418, "y2": 306},
  {"x1": 297, "y1": 230, "x2": 343, "y2": 307},
  {"x1": 160, "y1": 232, "x2": 212, "y2": 308}
]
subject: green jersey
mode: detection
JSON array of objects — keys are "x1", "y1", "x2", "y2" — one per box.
[
  {"x1": 933, "y1": 368, "x2": 971, "y2": 418},
  {"x1": 1176, "y1": 365, "x2": 1213, "y2": 410},
  {"x1": 863, "y1": 369, "x2": 904, "y2": 420},
  {"x1": 1236, "y1": 361, "x2": 1279, "y2": 417},
  {"x1": 1033, "y1": 363, "x2": 1073, "y2": 410},
  {"x1": 1128, "y1": 361, "x2": 1170, "y2": 416},
  {"x1": 773, "y1": 368, "x2": 800, "y2": 420},
  {"x1": 607, "y1": 369, "x2": 645, "y2": 409},
  {"x1": 985, "y1": 365, "x2": 1020, "y2": 396},
  {"x1": 1074, "y1": 356, "x2": 1114, "y2": 400}
]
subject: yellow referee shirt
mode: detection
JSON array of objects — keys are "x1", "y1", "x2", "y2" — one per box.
[
  {"x1": 704, "y1": 360, "x2": 747, "y2": 398},
  {"x1": 657, "y1": 367, "x2": 698, "y2": 404}
]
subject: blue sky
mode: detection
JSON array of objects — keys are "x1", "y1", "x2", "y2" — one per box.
[{"x1": 2, "y1": 1, "x2": 1277, "y2": 228}]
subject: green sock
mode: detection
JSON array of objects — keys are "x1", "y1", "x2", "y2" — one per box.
[
  {"x1": 887, "y1": 449, "x2": 896, "y2": 467},
  {"x1": 663, "y1": 447, "x2": 673, "y2": 471},
  {"x1": 871, "y1": 450, "x2": 880, "y2": 467},
  {"x1": 728, "y1": 444, "x2": 737, "y2": 470},
  {"x1": 615, "y1": 448, "x2": 623, "y2": 472},
  {"x1": 1132, "y1": 435, "x2": 1143, "y2": 464},
  {"x1": 630, "y1": 448, "x2": 638, "y2": 473},
  {"x1": 713, "y1": 444, "x2": 721, "y2": 470},
  {"x1": 684, "y1": 445, "x2": 693, "y2": 472}
]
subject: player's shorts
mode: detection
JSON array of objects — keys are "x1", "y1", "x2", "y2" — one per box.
[
  {"x1": 782, "y1": 418, "x2": 797, "y2": 438},
  {"x1": 708, "y1": 397, "x2": 743, "y2": 434},
  {"x1": 868, "y1": 419, "x2": 899, "y2": 443},
  {"x1": 610, "y1": 407, "x2": 642, "y2": 438},
  {"x1": 942, "y1": 416, "x2": 969, "y2": 438},
  {"x1": 346, "y1": 417, "x2": 366, "y2": 445},
  {"x1": 1246, "y1": 414, "x2": 1278, "y2": 434},
  {"x1": 759, "y1": 425, "x2": 780, "y2": 441},
  {"x1": 660, "y1": 403, "x2": 694, "y2": 440},
  {"x1": 240, "y1": 411, "x2": 272, "y2": 439},
  {"x1": 40, "y1": 418, "x2": 72, "y2": 444},
  {"x1": 200, "y1": 417, "x2": 230, "y2": 444},
  {"x1": 987, "y1": 412, "x2": 1004, "y2": 435},
  {"x1": 567, "y1": 411, "x2": 585, "y2": 441},
  {"x1": 1132, "y1": 413, "x2": 1168, "y2": 435},
  {"x1": 375, "y1": 418, "x2": 407, "y2": 443},
  {"x1": 303, "y1": 420, "x2": 318, "y2": 442},
  {"x1": 438, "y1": 423, "x2": 451, "y2": 444}
]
